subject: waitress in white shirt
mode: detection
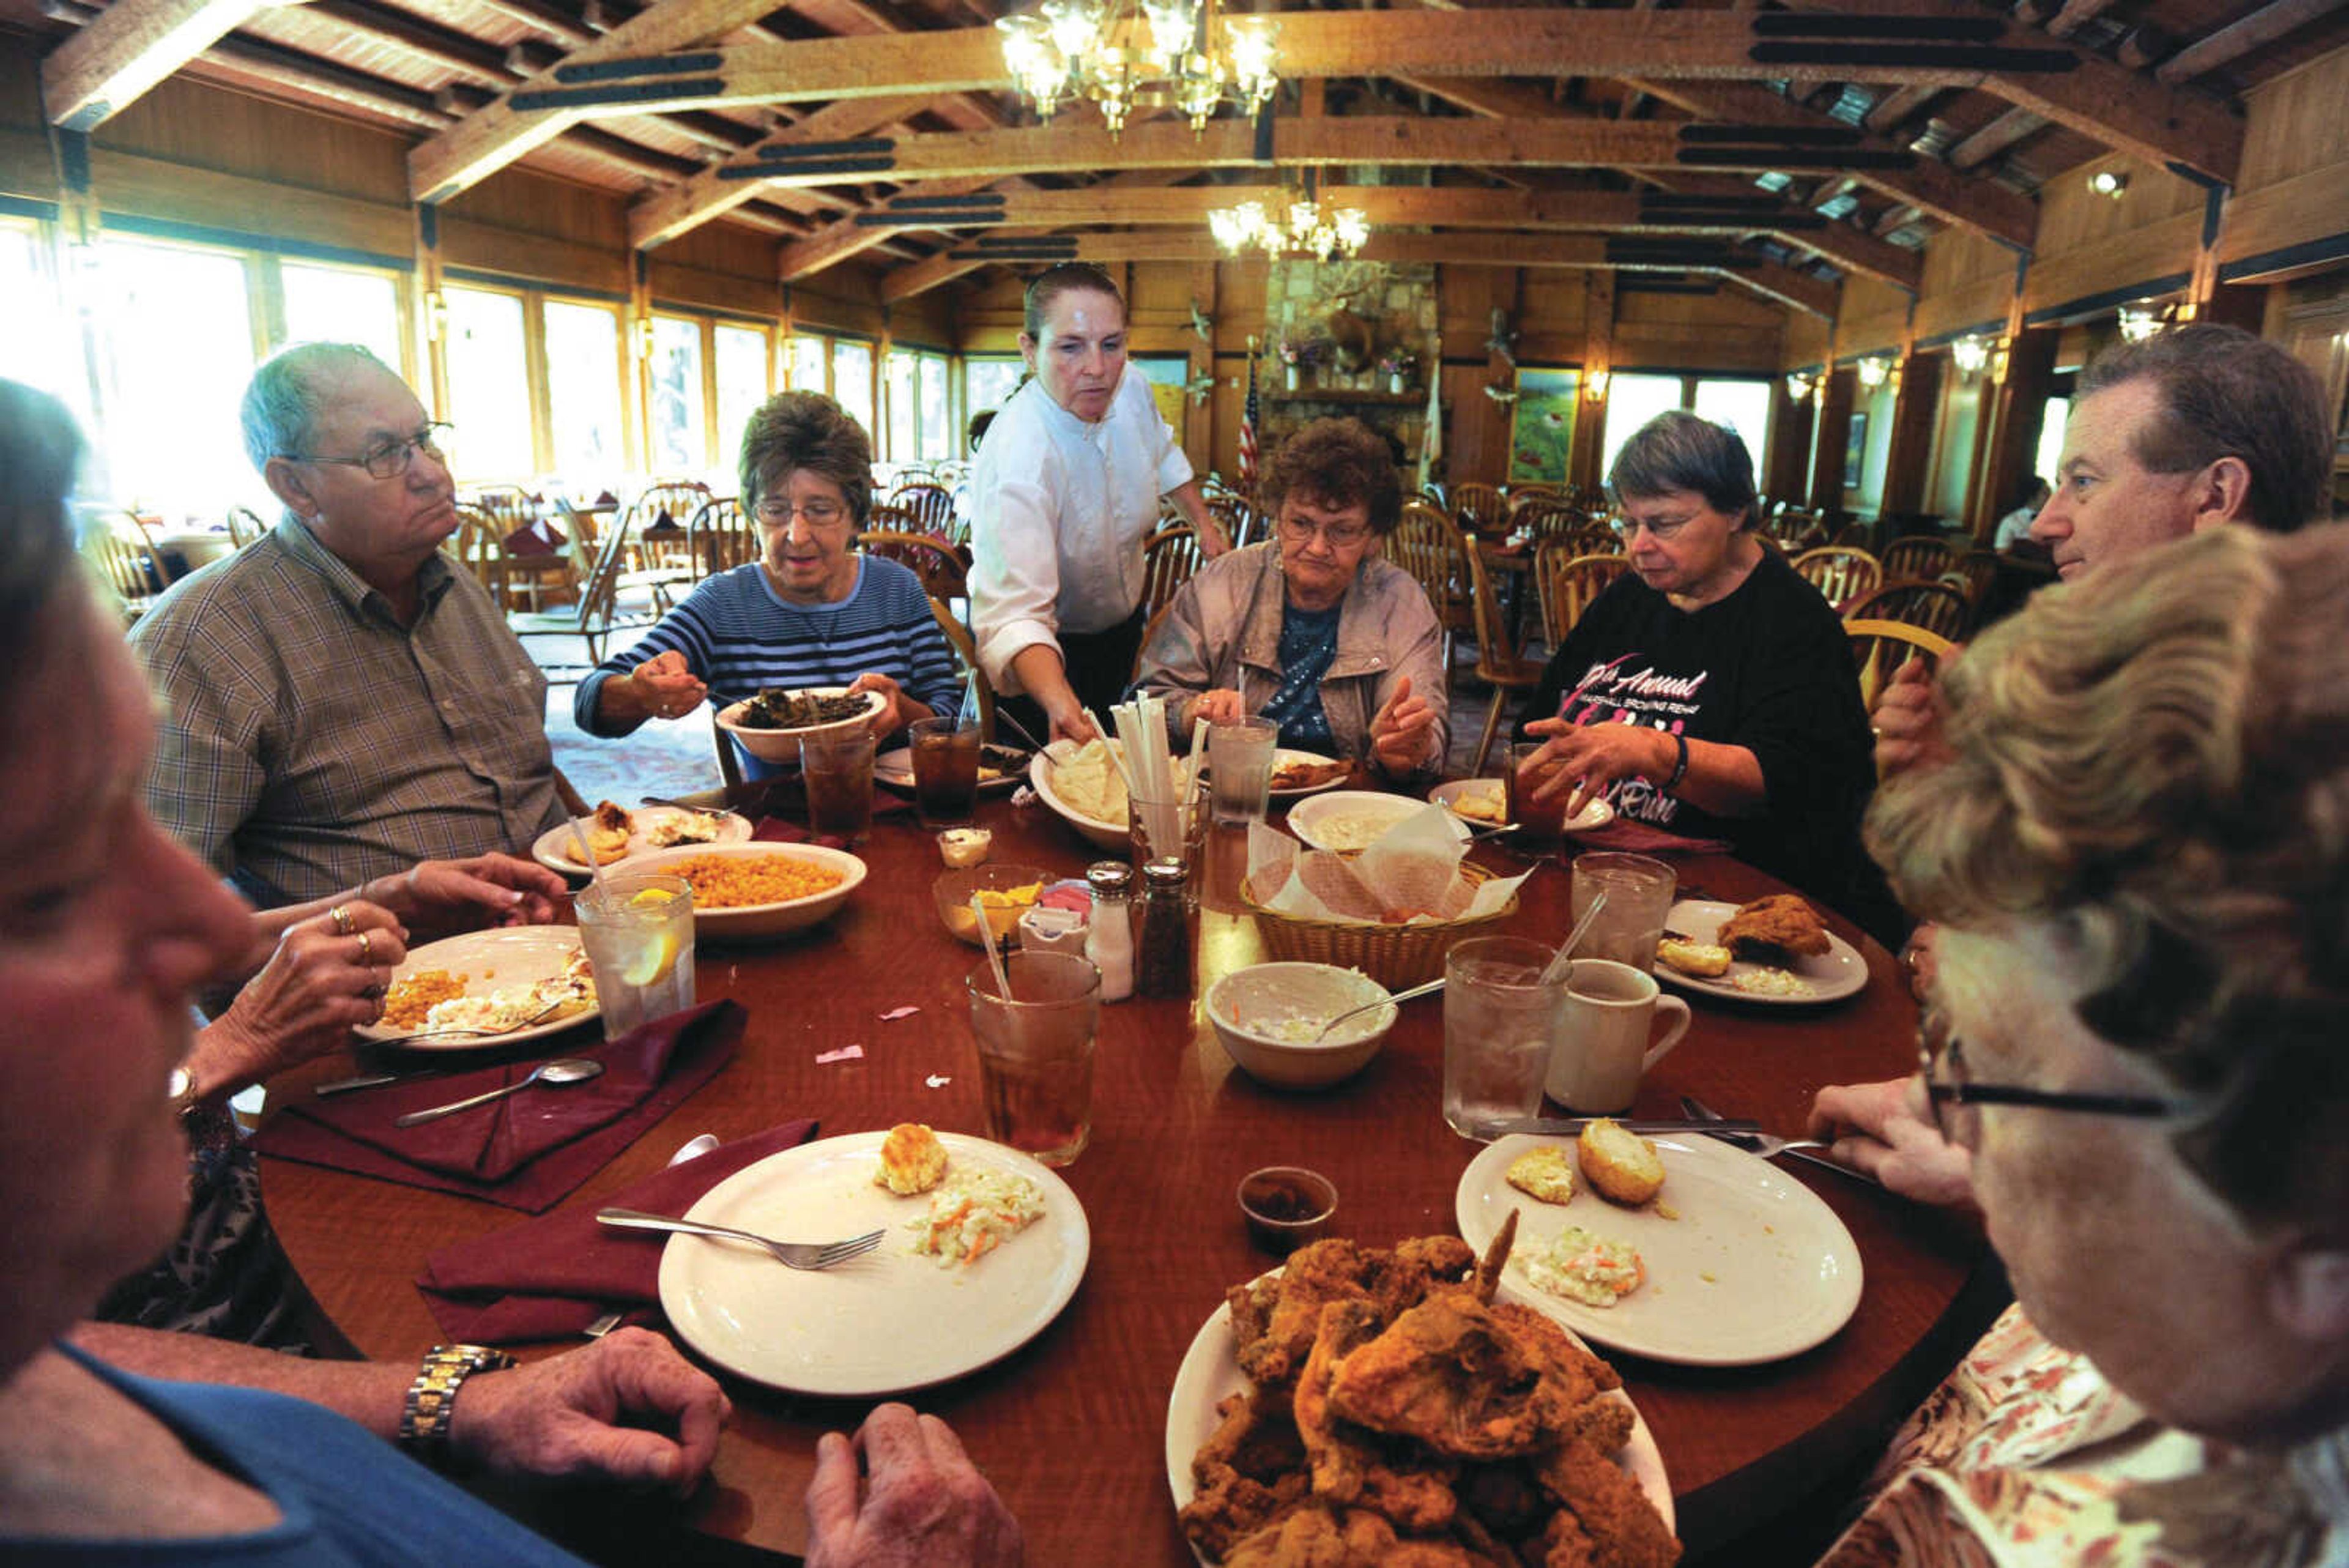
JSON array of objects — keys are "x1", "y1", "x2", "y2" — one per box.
[{"x1": 968, "y1": 263, "x2": 1228, "y2": 743}]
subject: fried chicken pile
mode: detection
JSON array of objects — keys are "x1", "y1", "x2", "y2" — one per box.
[
  {"x1": 1181, "y1": 1222, "x2": 1680, "y2": 1567},
  {"x1": 1715, "y1": 893, "x2": 1830, "y2": 960}
]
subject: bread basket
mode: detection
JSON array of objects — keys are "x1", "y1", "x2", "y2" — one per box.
[{"x1": 1239, "y1": 861, "x2": 1521, "y2": 989}]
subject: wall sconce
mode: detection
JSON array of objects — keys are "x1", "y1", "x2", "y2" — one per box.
[
  {"x1": 1855, "y1": 355, "x2": 1891, "y2": 391},
  {"x1": 1584, "y1": 369, "x2": 1611, "y2": 403},
  {"x1": 1951, "y1": 335, "x2": 1989, "y2": 378},
  {"x1": 425, "y1": 289, "x2": 448, "y2": 343},
  {"x1": 2088, "y1": 169, "x2": 2129, "y2": 199},
  {"x1": 2117, "y1": 301, "x2": 2163, "y2": 343},
  {"x1": 1784, "y1": 370, "x2": 1816, "y2": 403},
  {"x1": 1989, "y1": 341, "x2": 2011, "y2": 384},
  {"x1": 634, "y1": 316, "x2": 657, "y2": 360}
]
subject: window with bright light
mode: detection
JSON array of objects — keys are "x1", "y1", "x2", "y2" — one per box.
[
  {"x1": 648, "y1": 316, "x2": 707, "y2": 472},
  {"x1": 713, "y1": 323, "x2": 770, "y2": 468},
  {"x1": 1692, "y1": 379, "x2": 1773, "y2": 478},
  {"x1": 91, "y1": 237, "x2": 261, "y2": 515},
  {"x1": 281, "y1": 262, "x2": 404, "y2": 375},
  {"x1": 965, "y1": 356, "x2": 1023, "y2": 428},
  {"x1": 918, "y1": 353, "x2": 951, "y2": 459},
  {"x1": 543, "y1": 299, "x2": 625, "y2": 488},
  {"x1": 832, "y1": 339, "x2": 874, "y2": 434},
  {"x1": 441, "y1": 286, "x2": 535, "y2": 481},
  {"x1": 2033, "y1": 396, "x2": 2070, "y2": 490},
  {"x1": 788, "y1": 335, "x2": 827, "y2": 394},
  {"x1": 885, "y1": 349, "x2": 918, "y2": 459},
  {"x1": 0, "y1": 220, "x2": 75, "y2": 406},
  {"x1": 1597, "y1": 373, "x2": 1688, "y2": 485}
]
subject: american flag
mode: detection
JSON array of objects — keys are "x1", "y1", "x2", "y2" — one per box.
[{"x1": 1237, "y1": 351, "x2": 1261, "y2": 486}]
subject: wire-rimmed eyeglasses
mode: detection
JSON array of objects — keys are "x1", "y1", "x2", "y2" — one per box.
[
  {"x1": 280, "y1": 422, "x2": 451, "y2": 481},
  {"x1": 1916, "y1": 1009, "x2": 2183, "y2": 1147},
  {"x1": 1276, "y1": 513, "x2": 1371, "y2": 549}
]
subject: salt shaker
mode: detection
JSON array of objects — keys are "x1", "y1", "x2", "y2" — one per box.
[
  {"x1": 1135, "y1": 858, "x2": 1192, "y2": 999},
  {"x1": 1084, "y1": 861, "x2": 1135, "y2": 1002}
]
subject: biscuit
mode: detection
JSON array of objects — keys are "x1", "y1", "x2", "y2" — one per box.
[
  {"x1": 1504, "y1": 1146, "x2": 1578, "y2": 1205},
  {"x1": 1657, "y1": 937, "x2": 1732, "y2": 978},
  {"x1": 1578, "y1": 1118, "x2": 1665, "y2": 1206},
  {"x1": 875, "y1": 1123, "x2": 949, "y2": 1195}
]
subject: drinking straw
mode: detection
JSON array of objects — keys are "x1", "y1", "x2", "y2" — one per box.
[
  {"x1": 973, "y1": 893, "x2": 1014, "y2": 999},
  {"x1": 1538, "y1": 891, "x2": 1608, "y2": 987},
  {"x1": 568, "y1": 818, "x2": 611, "y2": 901},
  {"x1": 1182, "y1": 714, "x2": 1209, "y2": 794}
]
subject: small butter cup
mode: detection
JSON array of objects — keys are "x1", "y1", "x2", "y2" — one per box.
[{"x1": 1237, "y1": 1166, "x2": 1338, "y2": 1255}]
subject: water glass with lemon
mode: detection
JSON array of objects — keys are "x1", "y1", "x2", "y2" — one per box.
[{"x1": 574, "y1": 872, "x2": 697, "y2": 1039}]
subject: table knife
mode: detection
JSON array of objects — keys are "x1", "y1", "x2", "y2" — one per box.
[{"x1": 1486, "y1": 1116, "x2": 1761, "y2": 1138}]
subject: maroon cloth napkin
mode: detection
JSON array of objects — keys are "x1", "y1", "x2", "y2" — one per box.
[
  {"x1": 1569, "y1": 819, "x2": 1734, "y2": 856},
  {"x1": 254, "y1": 1001, "x2": 745, "y2": 1213},
  {"x1": 415, "y1": 1118, "x2": 820, "y2": 1343}
]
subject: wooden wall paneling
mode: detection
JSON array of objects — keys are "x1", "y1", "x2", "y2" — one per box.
[
  {"x1": 90, "y1": 144, "x2": 412, "y2": 257},
  {"x1": 1880, "y1": 353, "x2": 1942, "y2": 519},
  {"x1": 1574, "y1": 271, "x2": 1611, "y2": 494},
  {"x1": 1209, "y1": 259, "x2": 1268, "y2": 481},
  {"x1": 1179, "y1": 260, "x2": 1216, "y2": 474},
  {"x1": 2022, "y1": 209, "x2": 2202, "y2": 320},
  {"x1": 1912, "y1": 269, "x2": 2017, "y2": 349},
  {"x1": 1762, "y1": 381, "x2": 1812, "y2": 505},
  {"x1": 0, "y1": 127, "x2": 50, "y2": 198},
  {"x1": 97, "y1": 73, "x2": 409, "y2": 204},
  {"x1": 2221, "y1": 160, "x2": 2349, "y2": 270},
  {"x1": 440, "y1": 212, "x2": 629, "y2": 293},
  {"x1": 1809, "y1": 366, "x2": 1854, "y2": 510},
  {"x1": 2035, "y1": 153, "x2": 2203, "y2": 258},
  {"x1": 1838, "y1": 275, "x2": 1912, "y2": 359},
  {"x1": 1781, "y1": 310, "x2": 1832, "y2": 370},
  {"x1": 645, "y1": 256, "x2": 784, "y2": 319},
  {"x1": 2233, "y1": 46, "x2": 2349, "y2": 194}
]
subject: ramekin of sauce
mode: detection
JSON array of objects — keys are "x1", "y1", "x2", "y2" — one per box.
[{"x1": 1237, "y1": 1166, "x2": 1338, "y2": 1255}]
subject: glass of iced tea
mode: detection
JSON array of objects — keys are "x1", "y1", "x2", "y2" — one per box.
[
  {"x1": 965, "y1": 950, "x2": 1100, "y2": 1167},
  {"x1": 910, "y1": 716, "x2": 982, "y2": 828},
  {"x1": 799, "y1": 724, "x2": 875, "y2": 843},
  {"x1": 1506, "y1": 740, "x2": 1572, "y2": 849}
]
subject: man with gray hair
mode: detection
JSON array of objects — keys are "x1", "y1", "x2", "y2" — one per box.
[{"x1": 132, "y1": 343, "x2": 565, "y2": 907}]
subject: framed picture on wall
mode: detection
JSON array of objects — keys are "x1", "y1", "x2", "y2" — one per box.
[
  {"x1": 1508, "y1": 367, "x2": 1580, "y2": 483},
  {"x1": 1843, "y1": 412, "x2": 1869, "y2": 487}
]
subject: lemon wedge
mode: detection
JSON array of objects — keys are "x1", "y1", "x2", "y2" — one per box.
[
  {"x1": 626, "y1": 886, "x2": 680, "y2": 911},
  {"x1": 618, "y1": 931, "x2": 680, "y2": 987}
]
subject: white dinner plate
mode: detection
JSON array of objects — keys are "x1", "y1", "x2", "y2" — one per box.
[
  {"x1": 532, "y1": 807, "x2": 751, "y2": 877},
  {"x1": 1653, "y1": 899, "x2": 1869, "y2": 1006},
  {"x1": 659, "y1": 1131, "x2": 1089, "y2": 1397},
  {"x1": 1286, "y1": 790, "x2": 1472, "y2": 854},
  {"x1": 1026, "y1": 749, "x2": 1130, "y2": 850},
  {"x1": 1425, "y1": 778, "x2": 1616, "y2": 834},
  {"x1": 1163, "y1": 1275, "x2": 1675, "y2": 1561},
  {"x1": 875, "y1": 742, "x2": 1030, "y2": 794},
  {"x1": 1456, "y1": 1133, "x2": 1863, "y2": 1366},
  {"x1": 1262, "y1": 748, "x2": 1351, "y2": 798},
  {"x1": 355, "y1": 926, "x2": 597, "y2": 1052}
]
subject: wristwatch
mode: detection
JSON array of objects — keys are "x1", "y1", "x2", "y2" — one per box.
[{"x1": 399, "y1": 1343, "x2": 517, "y2": 1465}]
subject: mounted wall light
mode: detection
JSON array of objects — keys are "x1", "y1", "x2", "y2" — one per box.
[
  {"x1": 425, "y1": 289, "x2": 448, "y2": 343},
  {"x1": 1989, "y1": 341, "x2": 2011, "y2": 384},
  {"x1": 1584, "y1": 368, "x2": 1612, "y2": 403},
  {"x1": 1951, "y1": 334, "x2": 1990, "y2": 378},
  {"x1": 1856, "y1": 355, "x2": 1891, "y2": 391},
  {"x1": 1784, "y1": 370, "x2": 1816, "y2": 402},
  {"x1": 2117, "y1": 300, "x2": 2164, "y2": 343},
  {"x1": 2088, "y1": 169, "x2": 2129, "y2": 199}
]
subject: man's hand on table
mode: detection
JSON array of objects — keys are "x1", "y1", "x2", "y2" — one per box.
[
  {"x1": 449, "y1": 1328, "x2": 730, "y2": 1499},
  {"x1": 1807, "y1": 1077, "x2": 1977, "y2": 1208},
  {"x1": 805, "y1": 1404, "x2": 1023, "y2": 1567}
]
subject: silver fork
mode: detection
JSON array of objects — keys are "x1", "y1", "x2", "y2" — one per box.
[
  {"x1": 1679, "y1": 1094, "x2": 1879, "y2": 1184},
  {"x1": 594, "y1": 1209, "x2": 886, "y2": 1271}
]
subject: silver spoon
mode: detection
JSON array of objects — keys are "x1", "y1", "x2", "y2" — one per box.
[
  {"x1": 393, "y1": 1058, "x2": 604, "y2": 1128},
  {"x1": 1310, "y1": 978, "x2": 1444, "y2": 1041}
]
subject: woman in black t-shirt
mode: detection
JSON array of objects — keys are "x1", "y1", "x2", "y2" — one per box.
[{"x1": 1515, "y1": 412, "x2": 1901, "y2": 943}]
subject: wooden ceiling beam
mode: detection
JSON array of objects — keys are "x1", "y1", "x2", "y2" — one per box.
[
  {"x1": 2041, "y1": 0, "x2": 2124, "y2": 41},
  {"x1": 1631, "y1": 77, "x2": 2033, "y2": 247},
  {"x1": 2154, "y1": 0, "x2": 2347, "y2": 84},
  {"x1": 777, "y1": 173, "x2": 995, "y2": 280},
  {"x1": 1947, "y1": 105, "x2": 2046, "y2": 168},
  {"x1": 1861, "y1": 83, "x2": 1942, "y2": 136},
  {"x1": 410, "y1": 0, "x2": 795, "y2": 203},
  {"x1": 629, "y1": 90, "x2": 937, "y2": 248},
  {"x1": 43, "y1": 0, "x2": 284, "y2": 128}
]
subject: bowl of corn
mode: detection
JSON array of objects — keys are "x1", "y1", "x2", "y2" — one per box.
[{"x1": 626, "y1": 842, "x2": 865, "y2": 938}]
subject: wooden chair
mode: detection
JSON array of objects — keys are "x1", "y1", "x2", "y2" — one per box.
[
  {"x1": 1388, "y1": 502, "x2": 1475, "y2": 669},
  {"x1": 464, "y1": 485, "x2": 573, "y2": 611},
  {"x1": 223, "y1": 505, "x2": 265, "y2": 548},
  {"x1": 81, "y1": 527, "x2": 158, "y2": 623},
  {"x1": 1846, "y1": 618, "x2": 1957, "y2": 711},
  {"x1": 1206, "y1": 494, "x2": 1254, "y2": 551},
  {"x1": 622, "y1": 478, "x2": 712, "y2": 576},
  {"x1": 930, "y1": 595, "x2": 994, "y2": 741},
  {"x1": 1830, "y1": 521, "x2": 1873, "y2": 549},
  {"x1": 1533, "y1": 546, "x2": 1631, "y2": 649},
  {"x1": 863, "y1": 529, "x2": 969, "y2": 604},
  {"x1": 510, "y1": 521, "x2": 653, "y2": 670},
  {"x1": 1140, "y1": 524, "x2": 1202, "y2": 619},
  {"x1": 1791, "y1": 546, "x2": 1883, "y2": 612},
  {"x1": 685, "y1": 496, "x2": 756, "y2": 577},
  {"x1": 1131, "y1": 601, "x2": 1177, "y2": 685},
  {"x1": 1942, "y1": 550, "x2": 2000, "y2": 608},
  {"x1": 1879, "y1": 536, "x2": 1957, "y2": 581},
  {"x1": 1450, "y1": 481, "x2": 1505, "y2": 537},
  {"x1": 1843, "y1": 579, "x2": 1973, "y2": 642},
  {"x1": 1512, "y1": 499, "x2": 1585, "y2": 543},
  {"x1": 887, "y1": 482, "x2": 957, "y2": 539},
  {"x1": 1563, "y1": 526, "x2": 1619, "y2": 558},
  {"x1": 1465, "y1": 544, "x2": 1547, "y2": 775}
]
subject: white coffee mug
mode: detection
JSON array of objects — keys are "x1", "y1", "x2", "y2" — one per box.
[{"x1": 1544, "y1": 958, "x2": 1693, "y2": 1113}]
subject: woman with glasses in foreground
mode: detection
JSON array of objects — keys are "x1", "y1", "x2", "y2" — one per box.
[
  {"x1": 1131, "y1": 417, "x2": 1447, "y2": 779},
  {"x1": 577, "y1": 391, "x2": 963, "y2": 777},
  {"x1": 1513, "y1": 410, "x2": 1896, "y2": 940},
  {"x1": 1808, "y1": 522, "x2": 2349, "y2": 1564}
]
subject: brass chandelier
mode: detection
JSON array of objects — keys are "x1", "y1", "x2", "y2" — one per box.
[
  {"x1": 996, "y1": 0, "x2": 1278, "y2": 137},
  {"x1": 1208, "y1": 182, "x2": 1370, "y2": 262}
]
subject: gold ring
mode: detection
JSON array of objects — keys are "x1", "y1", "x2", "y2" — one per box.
[
  {"x1": 355, "y1": 930, "x2": 373, "y2": 965},
  {"x1": 328, "y1": 904, "x2": 355, "y2": 935}
]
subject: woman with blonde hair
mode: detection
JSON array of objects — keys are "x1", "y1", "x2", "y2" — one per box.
[{"x1": 1812, "y1": 522, "x2": 2349, "y2": 1565}]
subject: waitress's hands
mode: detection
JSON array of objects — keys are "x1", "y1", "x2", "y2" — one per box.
[
  {"x1": 1368, "y1": 675, "x2": 1438, "y2": 775},
  {"x1": 1043, "y1": 696, "x2": 1100, "y2": 745},
  {"x1": 625, "y1": 651, "x2": 708, "y2": 721}
]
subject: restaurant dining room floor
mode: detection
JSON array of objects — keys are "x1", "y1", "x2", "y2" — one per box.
[{"x1": 536, "y1": 630, "x2": 1506, "y2": 809}]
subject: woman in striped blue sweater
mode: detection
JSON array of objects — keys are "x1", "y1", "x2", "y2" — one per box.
[{"x1": 576, "y1": 392, "x2": 963, "y2": 777}]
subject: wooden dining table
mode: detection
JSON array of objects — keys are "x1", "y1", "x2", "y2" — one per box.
[{"x1": 258, "y1": 782, "x2": 1997, "y2": 1566}]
